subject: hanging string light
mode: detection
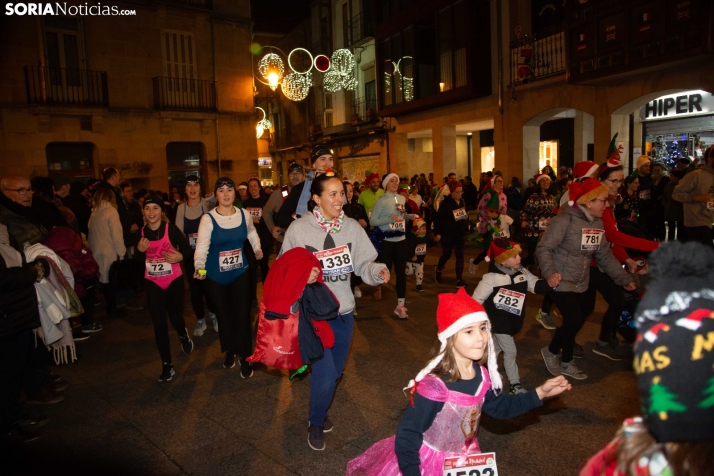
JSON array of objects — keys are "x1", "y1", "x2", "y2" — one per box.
[
  {"x1": 258, "y1": 53, "x2": 285, "y2": 91},
  {"x1": 255, "y1": 107, "x2": 272, "y2": 139},
  {"x1": 324, "y1": 48, "x2": 358, "y2": 92}
]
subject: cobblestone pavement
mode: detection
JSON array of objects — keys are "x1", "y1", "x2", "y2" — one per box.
[{"x1": 3, "y1": 246, "x2": 640, "y2": 476}]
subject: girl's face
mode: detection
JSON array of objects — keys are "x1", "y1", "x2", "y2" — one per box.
[
  {"x1": 628, "y1": 178, "x2": 640, "y2": 193},
  {"x1": 451, "y1": 188, "x2": 463, "y2": 201},
  {"x1": 539, "y1": 178, "x2": 551, "y2": 192},
  {"x1": 216, "y1": 186, "x2": 235, "y2": 206},
  {"x1": 313, "y1": 154, "x2": 334, "y2": 171},
  {"x1": 602, "y1": 170, "x2": 624, "y2": 196},
  {"x1": 502, "y1": 253, "x2": 521, "y2": 268},
  {"x1": 313, "y1": 178, "x2": 345, "y2": 220},
  {"x1": 248, "y1": 180, "x2": 261, "y2": 198},
  {"x1": 452, "y1": 323, "x2": 489, "y2": 363},
  {"x1": 185, "y1": 182, "x2": 200, "y2": 200},
  {"x1": 585, "y1": 191, "x2": 610, "y2": 218},
  {"x1": 386, "y1": 176, "x2": 399, "y2": 194},
  {"x1": 345, "y1": 183, "x2": 353, "y2": 201},
  {"x1": 143, "y1": 203, "x2": 162, "y2": 226}
]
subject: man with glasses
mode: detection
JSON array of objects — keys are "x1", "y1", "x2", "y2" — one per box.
[
  {"x1": 264, "y1": 163, "x2": 304, "y2": 255},
  {"x1": 673, "y1": 145, "x2": 714, "y2": 247},
  {"x1": 0, "y1": 174, "x2": 65, "y2": 245}
]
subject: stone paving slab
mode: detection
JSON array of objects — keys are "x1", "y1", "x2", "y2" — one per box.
[{"x1": 2, "y1": 246, "x2": 640, "y2": 475}]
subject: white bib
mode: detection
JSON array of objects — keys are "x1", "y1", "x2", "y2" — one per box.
[
  {"x1": 389, "y1": 219, "x2": 406, "y2": 233},
  {"x1": 415, "y1": 243, "x2": 427, "y2": 256},
  {"x1": 639, "y1": 189, "x2": 651, "y2": 200},
  {"x1": 453, "y1": 207, "x2": 468, "y2": 221},
  {"x1": 246, "y1": 208, "x2": 262, "y2": 219},
  {"x1": 581, "y1": 228, "x2": 605, "y2": 251},
  {"x1": 146, "y1": 259, "x2": 173, "y2": 277},
  {"x1": 314, "y1": 245, "x2": 354, "y2": 276},
  {"x1": 493, "y1": 288, "x2": 525, "y2": 315},
  {"x1": 188, "y1": 233, "x2": 198, "y2": 249},
  {"x1": 444, "y1": 452, "x2": 498, "y2": 476},
  {"x1": 219, "y1": 249, "x2": 243, "y2": 272}
]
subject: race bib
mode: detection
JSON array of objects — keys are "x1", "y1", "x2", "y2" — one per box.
[
  {"x1": 314, "y1": 245, "x2": 354, "y2": 276},
  {"x1": 581, "y1": 228, "x2": 605, "y2": 251},
  {"x1": 415, "y1": 243, "x2": 427, "y2": 256},
  {"x1": 493, "y1": 289, "x2": 525, "y2": 315},
  {"x1": 639, "y1": 189, "x2": 651, "y2": 200},
  {"x1": 444, "y1": 452, "x2": 498, "y2": 476},
  {"x1": 707, "y1": 199, "x2": 714, "y2": 211},
  {"x1": 453, "y1": 207, "x2": 468, "y2": 221},
  {"x1": 246, "y1": 208, "x2": 262, "y2": 220},
  {"x1": 538, "y1": 217, "x2": 551, "y2": 230},
  {"x1": 188, "y1": 233, "x2": 198, "y2": 249},
  {"x1": 219, "y1": 249, "x2": 243, "y2": 272},
  {"x1": 146, "y1": 259, "x2": 173, "y2": 277},
  {"x1": 389, "y1": 219, "x2": 406, "y2": 233}
]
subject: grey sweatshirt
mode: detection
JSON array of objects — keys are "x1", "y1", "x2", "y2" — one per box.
[
  {"x1": 281, "y1": 213, "x2": 387, "y2": 314},
  {"x1": 672, "y1": 164, "x2": 714, "y2": 228}
]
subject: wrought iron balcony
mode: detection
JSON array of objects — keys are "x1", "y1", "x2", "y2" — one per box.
[
  {"x1": 349, "y1": 10, "x2": 375, "y2": 46},
  {"x1": 509, "y1": 25, "x2": 566, "y2": 86},
  {"x1": 271, "y1": 128, "x2": 307, "y2": 151},
  {"x1": 25, "y1": 65, "x2": 108, "y2": 107},
  {"x1": 152, "y1": 77, "x2": 217, "y2": 112},
  {"x1": 351, "y1": 95, "x2": 378, "y2": 124}
]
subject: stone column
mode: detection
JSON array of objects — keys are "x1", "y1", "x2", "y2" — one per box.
[
  {"x1": 433, "y1": 125, "x2": 456, "y2": 181},
  {"x1": 574, "y1": 110, "x2": 594, "y2": 164},
  {"x1": 522, "y1": 125, "x2": 541, "y2": 178},
  {"x1": 391, "y1": 131, "x2": 408, "y2": 175}
]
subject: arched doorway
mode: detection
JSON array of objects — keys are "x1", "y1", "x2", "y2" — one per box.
[{"x1": 522, "y1": 108, "x2": 594, "y2": 179}]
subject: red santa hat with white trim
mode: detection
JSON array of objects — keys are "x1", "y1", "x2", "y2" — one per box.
[
  {"x1": 534, "y1": 173, "x2": 551, "y2": 184},
  {"x1": 573, "y1": 161, "x2": 600, "y2": 180},
  {"x1": 405, "y1": 288, "x2": 503, "y2": 393}
]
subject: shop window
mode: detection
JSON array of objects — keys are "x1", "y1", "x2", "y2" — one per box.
[
  {"x1": 481, "y1": 146, "x2": 495, "y2": 172},
  {"x1": 166, "y1": 142, "x2": 205, "y2": 191},
  {"x1": 539, "y1": 140, "x2": 559, "y2": 171},
  {"x1": 46, "y1": 142, "x2": 94, "y2": 180}
]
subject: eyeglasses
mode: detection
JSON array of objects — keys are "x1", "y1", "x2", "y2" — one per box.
[
  {"x1": 5, "y1": 187, "x2": 34, "y2": 195},
  {"x1": 593, "y1": 198, "x2": 609, "y2": 204},
  {"x1": 606, "y1": 178, "x2": 624, "y2": 186}
]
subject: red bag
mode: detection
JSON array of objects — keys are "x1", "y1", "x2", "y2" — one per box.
[{"x1": 247, "y1": 302, "x2": 303, "y2": 370}]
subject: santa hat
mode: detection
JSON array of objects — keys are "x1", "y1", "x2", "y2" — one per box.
[
  {"x1": 606, "y1": 133, "x2": 622, "y2": 167},
  {"x1": 534, "y1": 173, "x2": 551, "y2": 184},
  {"x1": 412, "y1": 217, "x2": 426, "y2": 232},
  {"x1": 636, "y1": 155, "x2": 651, "y2": 170},
  {"x1": 483, "y1": 189, "x2": 501, "y2": 210},
  {"x1": 633, "y1": 241, "x2": 714, "y2": 443},
  {"x1": 449, "y1": 181, "x2": 463, "y2": 192},
  {"x1": 567, "y1": 178, "x2": 608, "y2": 206},
  {"x1": 365, "y1": 170, "x2": 380, "y2": 184},
  {"x1": 382, "y1": 173, "x2": 399, "y2": 190},
  {"x1": 573, "y1": 161, "x2": 599, "y2": 180},
  {"x1": 405, "y1": 288, "x2": 502, "y2": 393},
  {"x1": 484, "y1": 238, "x2": 522, "y2": 264}
]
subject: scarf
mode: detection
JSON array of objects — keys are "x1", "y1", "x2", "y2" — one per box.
[{"x1": 313, "y1": 207, "x2": 344, "y2": 234}]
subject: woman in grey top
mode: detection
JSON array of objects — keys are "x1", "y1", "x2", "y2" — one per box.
[{"x1": 281, "y1": 173, "x2": 389, "y2": 451}]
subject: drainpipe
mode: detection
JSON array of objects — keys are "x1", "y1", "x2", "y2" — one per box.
[{"x1": 497, "y1": 0, "x2": 504, "y2": 115}]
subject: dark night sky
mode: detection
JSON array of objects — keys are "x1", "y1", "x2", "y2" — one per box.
[{"x1": 251, "y1": 0, "x2": 311, "y2": 34}]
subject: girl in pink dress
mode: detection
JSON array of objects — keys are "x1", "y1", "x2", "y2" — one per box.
[{"x1": 347, "y1": 288, "x2": 571, "y2": 476}]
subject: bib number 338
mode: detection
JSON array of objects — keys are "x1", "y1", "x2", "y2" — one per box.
[
  {"x1": 314, "y1": 245, "x2": 354, "y2": 277},
  {"x1": 444, "y1": 452, "x2": 498, "y2": 476}
]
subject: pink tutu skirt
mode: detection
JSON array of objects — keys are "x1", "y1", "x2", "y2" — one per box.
[{"x1": 346, "y1": 435, "x2": 447, "y2": 476}]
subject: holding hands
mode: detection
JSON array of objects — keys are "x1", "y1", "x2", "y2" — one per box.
[{"x1": 535, "y1": 376, "x2": 572, "y2": 400}]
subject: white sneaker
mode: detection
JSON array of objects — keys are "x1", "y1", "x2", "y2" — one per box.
[
  {"x1": 353, "y1": 287, "x2": 362, "y2": 298},
  {"x1": 394, "y1": 305, "x2": 408, "y2": 319},
  {"x1": 193, "y1": 319, "x2": 207, "y2": 337},
  {"x1": 468, "y1": 258, "x2": 476, "y2": 275},
  {"x1": 210, "y1": 313, "x2": 218, "y2": 332}
]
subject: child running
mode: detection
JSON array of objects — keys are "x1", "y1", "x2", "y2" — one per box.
[
  {"x1": 471, "y1": 238, "x2": 552, "y2": 394},
  {"x1": 134, "y1": 195, "x2": 194, "y2": 382},
  {"x1": 346, "y1": 288, "x2": 571, "y2": 476},
  {"x1": 468, "y1": 189, "x2": 514, "y2": 273},
  {"x1": 405, "y1": 218, "x2": 428, "y2": 292}
]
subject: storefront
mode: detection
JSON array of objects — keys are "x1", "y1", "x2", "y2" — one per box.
[
  {"x1": 639, "y1": 90, "x2": 714, "y2": 165},
  {"x1": 258, "y1": 157, "x2": 274, "y2": 186}
]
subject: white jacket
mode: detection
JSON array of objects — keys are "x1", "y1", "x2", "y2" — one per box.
[{"x1": 472, "y1": 265, "x2": 541, "y2": 304}]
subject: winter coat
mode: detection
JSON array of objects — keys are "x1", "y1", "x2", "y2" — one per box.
[
  {"x1": 672, "y1": 164, "x2": 714, "y2": 228},
  {"x1": 662, "y1": 181, "x2": 684, "y2": 222},
  {"x1": 434, "y1": 196, "x2": 469, "y2": 239},
  {"x1": 536, "y1": 204, "x2": 631, "y2": 293},
  {"x1": 0, "y1": 225, "x2": 40, "y2": 339},
  {"x1": 88, "y1": 202, "x2": 127, "y2": 284},
  {"x1": 520, "y1": 191, "x2": 557, "y2": 239}
]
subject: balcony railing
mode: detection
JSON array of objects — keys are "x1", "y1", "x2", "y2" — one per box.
[
  {"x1": 271, "y1": 128, "x2": 306, "y2": 150},
  {"x1": 25, "y1": 65, "x2": 108, "y2": 107},
  {"x1": 349, "y1": 10, "x2": 375, "y2": 46},
  {"x1": 152, "y1": 77, "x2": 217, "y2": 112},
  {"x1": 509, "y1": 26, "x2": 566, "y2": 85},
  {"x1": 351, "y1": 95, "x2": 378, "y2": 124}
]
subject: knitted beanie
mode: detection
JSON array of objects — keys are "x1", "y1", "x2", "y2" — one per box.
[
  {"x1": 484, "y1": 238, "x2": 522, "y2": 264},
  {"x1": 633, "y1": 241, "x2": 714, "y2": 442},
  {"x1": 567, "y1": 178, "x2": 608, "y2": 206},
  {"x1": 406, "y1": 288, "x2": 502, "y2": 393},
  {"x1": 311, "y1": 146, "x2": 334, "y2": 165}
]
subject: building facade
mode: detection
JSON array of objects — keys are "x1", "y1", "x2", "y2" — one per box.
[{"x1": 0, "y1": 0, "x2": 257, "y2": 192}]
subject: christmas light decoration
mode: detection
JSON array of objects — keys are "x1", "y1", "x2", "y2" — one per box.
[
  {"x1": 323, "y1": 48, "x2": 358, "y2": 92},
  {"x1": 396, "y1": 56, "x2": 414, "y2": 102},
  {"x1": 255, "y1": 107, "x2": 272, "y2": 139},
  {"x1": 288, "y1": 48, "x2": 313, "y2": 74},
  {"x1": 258, "y1": 53, "x2": 285, "y2": 91},
  {"x1": 282, "y1": 71, "x2": 312, "y2": 101},
  {"x1": 314, "y1": 55, "x2": 331, "y2": 73}
]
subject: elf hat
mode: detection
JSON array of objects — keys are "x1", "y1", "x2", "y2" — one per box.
[
  {"x1": 573, "y1": 161, "x2": 599, "y2": 180},
  {"x1": 534, "y1": 173, "x2": 551, "y2": 184},
  {"x1": 633, "y1": 241, "x2": 714, "y2": 442},
  {"x1": 412, "y1": 217, "x2": 426, "y2": 232},
  {"x1": 636, "y1": 155, "x2": 651, "y2": 170},
  {"x1": 365, "y1": 170, "x2": 380, "y2": 184},
  {"x1": 483, "y1": 189, "x2": 501, "y2": 210},
  {"x1": 567, "y1": 178, "x2": 608, "y2": 206},
  {"x1": 606, "y1": 133, "x2": 622, "y2": 167},
  {"x1": 398, "y1": 183, "x2": 411, "y2": 193},
  {"x1": 405, "y1": 288, "x2": 502, "y2": 393},
  {"x1": 484, "y1": 238, "x2": 522, "y2": 264}
]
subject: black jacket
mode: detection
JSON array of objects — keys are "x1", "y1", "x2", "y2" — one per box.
[
  {"x1": 298, "y1": 282, "x2": 340, "y2": 365},
  {"x1": 434, "y1": 196, "x2": 469, "y2": 239},
  {"x1": 0, "y1": 245, "x2": 40, "y2": 339}
]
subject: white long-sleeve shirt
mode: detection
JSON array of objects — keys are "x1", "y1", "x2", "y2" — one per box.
[{"x1": 193, "y1": 207, "x2": 262, "y2": 270}]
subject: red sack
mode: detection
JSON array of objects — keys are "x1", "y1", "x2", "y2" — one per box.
[{"x1": 247, "y1": 302, "x2": 303, "y2": 370}]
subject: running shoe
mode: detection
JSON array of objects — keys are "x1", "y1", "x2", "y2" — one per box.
[
  {"x1": 573, "y1": 342, "x2": 584, "y2": 358},
  {"x1": 239, "y1": 358, "x2": 253, "y2": 379},
  {"x1": 193, "y1": 319, "x2": 207, "y2": 337},
  {"x1": 179, "y1": 330, "x2": 194, "y2": 355},
  {"x1": 536, "y1": 310, "x2": 556, "y2": 330},
  {"x1": 592, "y1": 343, "x2": 625, "y2": 361},
  {"x1": 416, "y1": 284, "x2": 424, "y2": 293},
  {"x1": 223, "y1": 353, "x2": 235, "y2": 369},
  {"x1": 158, "y1": 363, "x2": 175, "y2": 382},
  {"x1": 394, "y1": 305, "x2": 408, "y2": 319},
  {"x1": 308, "y1": 416, "x2": 333, "y2": 433},
  {"x1": 455, "y1": 280, "x2": 467, "y2": 289},
  {"x1": 541, "y1": 346, "x2": 561, "y2": 376},
  {"x1": 308, "y1": 424, "x2": 325, "y2": 451},
  {"x1": 210, "y1": 313, "x2": 219, "y2": 332},
  {"x1": 560, "y1": 361, "x2": 588, "y2": 380},
  {"x1": 509, "y1": 383, "x2": 527, "y2": 395},
  {"x1": 468, "y1": 258, "x2": 476, "y2": 275},
  {"x1": 81, "y1": 322, "x2": 103, "y2": 333}
]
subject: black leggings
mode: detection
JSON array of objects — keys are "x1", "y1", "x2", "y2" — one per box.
[
  {"x1": 437, "y1": 236, "x2": 464, "y2": 280},
  {"x1": 184, "y1": 259, "x2": 211, "y2": 321},
  {"x1": 547, "y1": 291, "x2": 590, "y2": 363},
  {"x1": 380, "y1": 240, "x2": 407, "y2": 299},
  {"x1": 581, "y1": 267, "x2": 627, "y2": 344},
  {"x1": 145, "y1": 278, "x2": 187, "y2": 364},
  {"x1": 203, "y1": 272, "x2": 253, "y2": 358}
]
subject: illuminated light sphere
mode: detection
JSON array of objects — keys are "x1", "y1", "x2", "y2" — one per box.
[
  {"x1": 323, "y1": 49, "x2": 358, "y2": 92},
  {"x1": 282, "y1": 71, "x2": 312, "y2": 101},
  {"x1": 258, "y1": 53, "x2": 285, "y2": 90},
  {"x1": 288, "y1": 48, "x2": 314, "y2": 74},
  {"x1": 314, "y1": 54, "x2": 331, "y2": 73},
  {"x1": 255, "y1": 107, "x2": 272, "y2": 139}
]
